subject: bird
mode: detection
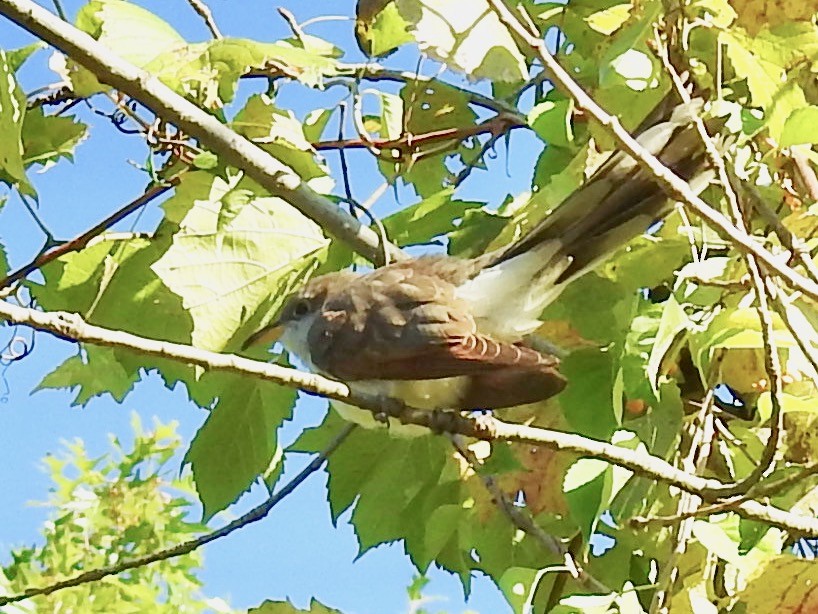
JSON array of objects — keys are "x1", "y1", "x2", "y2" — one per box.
[{"x1": 244, "y1": 98, "x2": 714, "y2": 430}]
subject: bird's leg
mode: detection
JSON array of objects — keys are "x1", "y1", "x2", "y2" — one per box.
[{"x1": 374, "y1": 395, "x2": 405, "y2": 426}]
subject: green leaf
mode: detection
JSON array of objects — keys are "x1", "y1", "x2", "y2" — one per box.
[
  {"x1": 31, "y1": 232, "x2": 196, "y2": 394},
  {"x1": 564, "y1": 431, "x2": 637, "y2": 544},
  {"x1": 690, "y1": 307, "x2": 794, "y2": 393},
  {"x1": 585, "y1": 3, "x2": 632, "y2": 35},
  {"x1": 152, "y1": 170, "x2": 328, "y2": 351},
  {"x1": 21, "y1": 108, "x2": 88, "y2": 168},
  {"x1": 560, "y1": 346, "x2": 620, "y2": 439},
  {"x1": 757, "y1": 391, "x2": 818, "y2": 422},
  {"x1": 378, "y1": 81, "x2": 478, "y2": 197},
  {"x1": 74, "y1": 2, "x2": 338, "y2": 104},
  {"x1": 302, "y1": 107, "x2": 336, "y2": 143},
  {"x1": 76, "y1": 0, "x2": 185, "y2": 64},
  {"x1": 780, "y1": 105, "x2": 818, "y2": 146},
  {"x1": 356, "y1": 0, "x2": 413, "y2": 57},
  {"x1": 184, "y1": 372, "x2": 296, "y2": 520},
  {"x1": 721, "y1": 28, "x2": 812, "y2": 140},
  {"x1": 0, "y1": 50, "x2": 35, "y2": 197},
  {"x1": 395, "y1": 0, "x2": 527, "y2": 82},
  {"x1": 382, "y1": 189, "x2": 483, "y2": 247},
  {"x1": 0, "y1": 197, "x2": 7, "y2": 276},
  {"x1": 0, "y1": 416, "x2": 219, "y2": 610},
  {"x1": 447, "y1": 207, "x2": 508, "y2": 258},
  {"x1": 249, "y1": 597, "x2": 343, "y2": 613},
  {"x1": 528, "y1": 98, "x2": 574, "y2": 147},
  {"x1": 564, "y1": 457, "x2": 609, "y2": 544},
  {"x1": 376, "y1": 90, "x2": 404, "y2": 140},
  {"x1": 646, "y1": 295, "x2": 690, "y2": 392},
  {"x1": 233, "y1": 94, "x2": 333, "y2": 191},
  {"x1": 192, "y1": 151, "x2": 218, "y2": 170},
  {"x1": 8, "y1": 42, "x2": 43, "y2": 71},
  {"x1": 34, "y1": 346, "x2": 139, "y2": 406}
]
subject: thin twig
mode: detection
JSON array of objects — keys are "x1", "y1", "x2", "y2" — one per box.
[
  {"x1": 632, "y1": 462, "x2": 818, "y2": 528},
  {"x1": 766, "y1": 278, "x2": 818, "y2": 380},
  {"x1": 650, "y1": 391, "x2": 716, "y2": 613},
  {"x1": 277, "y1": 7, "x2": 305, "y2": 41},
  {"x1": 184, "y1": 0, "x2": 221, "y2": 39},
  {"x1": 0, "y1": 181, "x2": 176, "y2": 289},
  {"x1": 685, "y1": 276, "x2": 748, "y2": 291},
  {"x1": 484, "y1": 0, "x2": 818, "y2": 306},
  {"x1": 0, "y1": 423, "x2": 355, "y2": 607},
  {"x1": 656, "y1": 34, "x2": 783, "y2": 497},
  {"x1": 0, "y1": 0, "x2": 404, "y2": 265},
  {"x1": 2, "y1": 300, "x2": 818, "y2": 535},
  {"x1": 49, "y1": 0, "x2": 64, "y2": 20},
  {"x1": 19, "y1": 195, "x2": 56, "y2": 247},
  {"x1": 313, "y1": 114, "x2": 523, "y2": 154},
  {"x1": 790, "y1": 146, "x2": 818, "y2": 204},
  {"x1": 453, "y1": 130, "x2": 505, "y2": 188},
  {"x1": 743, "y1": 182, "x2": 818, "y2": 284}
]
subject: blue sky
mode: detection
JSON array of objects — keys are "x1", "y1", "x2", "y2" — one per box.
[{"x1": 0, "y1": 2, "x2": 547, "y2": 611}]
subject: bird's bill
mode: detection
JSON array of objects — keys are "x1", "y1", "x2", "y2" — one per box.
[{"x1": 241, "y1": 323, "x2": 283, "y2": 350}]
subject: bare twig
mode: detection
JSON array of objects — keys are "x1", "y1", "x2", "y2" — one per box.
[
  {"x1": 453, "y1": 130, "x2": 506, "y2": 188},
  {"x1": 766, "y1": 278, "x2": 818, "y2": 379},
  {"x1": 184, "y1": 0, "x2": 221, "y2": 39},
  {"x1": 1, "y1": 300, "x2": 818, "y2": 535},
  {"x1": 790, "y1": 146, "x2": 818, "y2": 204},
  {"x1": 485, "y1": 0, "x2": 818, "y2": 306},
  {"x1": 277, "y1": 7, "x2": 305, "y2": 41},
  {"x1": 744, "y1": 182, "x2": 818, "y2": 284},
  {"x1": 0, "y1": 423, "x2": 355, "y2": 607},
  {"x1": 656, "y1": 35, "x2": 784, "y2": 496},
  {"x1": 632, "y1": 462, "x2": 818, "y2": 528},
  {"x1": 650, "y1": 390, "x2": 716, "y2": 613},
  {"x1": 0, "y1": 0, "x2": 404, "y2": 265},
  {"x1": 0, "y1": 181, "x2": 176, "y2": 289}
]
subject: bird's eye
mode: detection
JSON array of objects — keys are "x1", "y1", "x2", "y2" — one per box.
[{"x1": 291, "y1": 299, "x2": 311, "y2": 318}]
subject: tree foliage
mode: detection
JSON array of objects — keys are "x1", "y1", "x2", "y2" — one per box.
[
  {"x1": 0, "y1": 415, "x2": 233, "y2": 612},
  {"x1": 2, "y1": 0, "x2": 818, "y2": 611}
]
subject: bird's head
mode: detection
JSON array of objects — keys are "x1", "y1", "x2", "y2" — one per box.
[{"x1": 241, "y1": 272, "x2": 353, "y2": 357}]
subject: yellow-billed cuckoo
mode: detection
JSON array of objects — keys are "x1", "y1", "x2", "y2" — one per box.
[{"x1": 245, "y1": 100, "x2": 712, "y2": 418}]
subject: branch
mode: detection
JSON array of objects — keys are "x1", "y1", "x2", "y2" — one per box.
[
  {"x1": 348, "y1": 64, "x2": 521, "y2": 116},
  {"x1": 3, "y1": 300, "x2": 818, "y2": 535},
  {"x1": 313, "y1": 113, "x2": 523, "y2": 154},
  {"x1": 486, "y1": 0, "x2": 818, "y2": 306},
  {"x1": 449, "y1": 436, "x2": 609, "y2": 595},
  {"x1": 0, "y1": 423, "x2": 355, "y2": 607},
  {"x1": 0, "y1": 0, "x2": 404, "y2": 266},
  {"x1": 657, "y1": 39, "x2": 784, "y2": 496},
  {"x1": 0, "y1": 181, "x2": 175, "y2": 289},
  {"x1": 184, "y1": 0, "x2": 221, "y2": 39}
]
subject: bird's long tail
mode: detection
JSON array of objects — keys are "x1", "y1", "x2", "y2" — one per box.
[
  {"x1": 494, "y1": 98, "x2": 713, "y2": 277},
  {"x1": 459, "y1": 97, "x2": 718, "y2": 339}
]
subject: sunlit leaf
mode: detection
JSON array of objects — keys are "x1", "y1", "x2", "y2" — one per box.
[
  {"x1": 152, "y1": 170, "x2": 329, "y2": 351},
  {"x1": 184, "y1": 372, "x2": 296, "y2": 520}
]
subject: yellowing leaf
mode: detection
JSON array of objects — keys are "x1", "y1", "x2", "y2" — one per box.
[{"x1": 585, "y1": 3, "x2": 632, "y2": 35}]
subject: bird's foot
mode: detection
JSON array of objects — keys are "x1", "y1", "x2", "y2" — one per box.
[{"x1": 468, "y1": 409, "x2": 496, "y2": 436}]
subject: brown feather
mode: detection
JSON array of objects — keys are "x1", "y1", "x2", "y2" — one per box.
[{"x1": 297, "y1": 265, "x2": 566, "y2": 406}]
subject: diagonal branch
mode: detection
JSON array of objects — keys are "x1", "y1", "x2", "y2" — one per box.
[
  {"x1": 0, "y1": 181, "x2": 175, "y2": 289},
  {"x1": 486, "y1": 0, "x2": 818, "y2": 305},
  {"x1": 0, "y1": 0, "x2": 404, "y2": 266},
  {"x1": 0, "y1": 422, "x2": 355, "y2": 607},
  {"x1": 656, "y1": 39, "x2": 784, "y2": 497},
  {"x1": 2, "y1": 299, "x2": 818, "y2": 535}
]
